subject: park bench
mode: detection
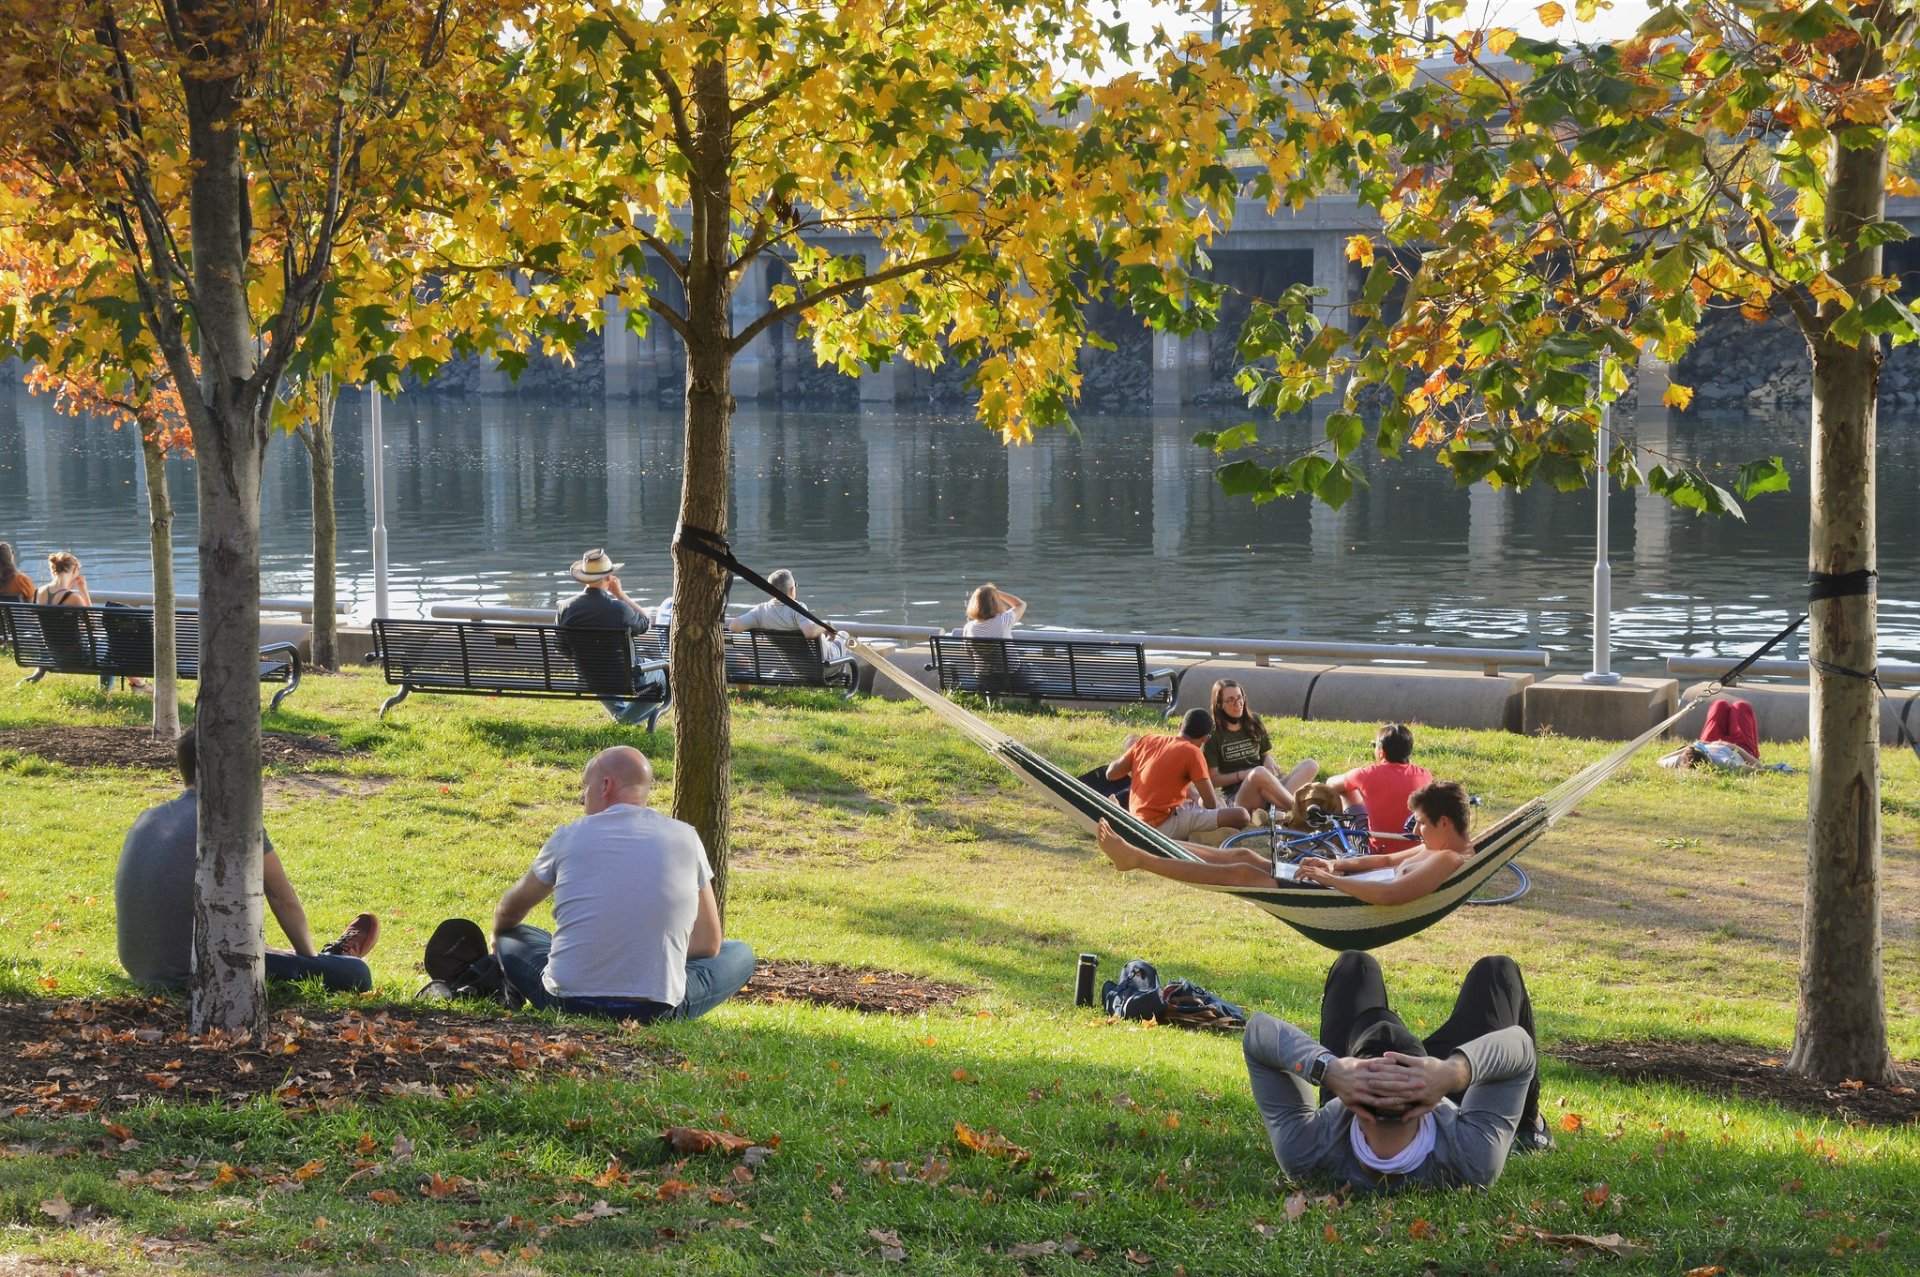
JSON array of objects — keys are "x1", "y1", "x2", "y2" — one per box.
[
  {"x1": 927, "y1": 634, "x2": 1183, "y2": 716},
  {"x1": 371, "y1": 618, "x2": 670, "y2": 728},
  {"x1": 633, "y1": 626, "x2": 859, "y2": 698},
  {"x1": 0, "y1": 602, "x2": 302, "y2": 710}
]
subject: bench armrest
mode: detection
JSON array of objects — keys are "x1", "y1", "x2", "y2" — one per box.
[
  {"x1": 260, "y1": 641, "x2": 303, "y2": 711},
  {"x1": 1146, "y1": 665, "x2": 1185, "y2": 719}
]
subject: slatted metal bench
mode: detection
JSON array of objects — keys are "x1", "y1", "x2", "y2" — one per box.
[
  {"x1": 1, "y1": 602, "x2": 302, "y2": 710},
  {"x1": 927, "y1": 635, "x2": 1183, "y2": 716},
  {"x1": 371, "y1": 618, "x2": 670, "y2": 728},
  {"x1": 632, "y1": 627, "x2": 859, "y2": 697}
]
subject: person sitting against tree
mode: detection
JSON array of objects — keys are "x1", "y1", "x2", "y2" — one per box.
[
  {"x1": 491, "y1": 746, "x2": 755, "y2": 1021},
  {"x1": 1093, "y1": 780, "x2": 1473, "y2": 908},
  {"x1": 1241, "y1": 948, "x2": 1549, "y2": 1192},
  {"x1": 1323, "y1": 723, "x2": 1434, "y2": 852},
  {"x1": 557, "y1": 547, "x2": 665, "y2": 725},
  {"x1": 1203, "y1": 678, "x2": 1318, "y2": 824},
  {"x1": 1106, "y1": 708, "x2": 1251, "y2": 842},
  {"x1": 115, "y1": 727, "x2": 378, "y2": 992},
  {"x1": 727, "y1": 567, "x2": 847, "y2": 660}
]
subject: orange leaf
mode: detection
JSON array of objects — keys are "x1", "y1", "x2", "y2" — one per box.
[
  {"x1": 1322, "y1": 1224, "x2": 1340, "y2": 1244},
  {"x1": 368, "y1": 1189, "x2": 403, "y2": 1204},
  {"x1": 953, "y1": 1121, "x2": 1031, "y2": 1164},
  {"x1": 101, "y1": 1121, "x2": 133, "y2": 1142},
  {"x1": 1684, "y1": 1267, "x2": 1726, "y2": 1277},
  {"x1": 1408, "y1": 1218, "x2": 1437, "y2": 1240},
  {"x1": 421, "y1": 1173, "x2": 470, "y2": 1199},
  {"x1": 1559, "y1": 1113, "x2": 1586, "y2": 1133},
  {"x1": 1584, "y1": 1182, "x2": 1612, "y2": 1206},
  {"x1": 663, "y1": 1126, "x2": 755, "y2": 1156},
  {"x1": 292, "y1": 1160, "x2": 327, "y2": 1182}
]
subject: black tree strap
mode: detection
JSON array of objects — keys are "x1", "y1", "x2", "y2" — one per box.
[
  {"x1": 672, "y1": 523, "x2": 841, "y2": 637},
  {"x1": 1715, "y1": 613, "x2": 1808, "y2": 689},
  {"x1": 1808, "y1": 567, "x2": 1876, "y2": 601}
]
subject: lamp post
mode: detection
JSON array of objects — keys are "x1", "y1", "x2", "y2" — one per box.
[
  {"x1": 369, "y1": 385, "x2": 390, "y2": 622},
  {"x1": 1584, "y1": 356, "x2": 1621, "y2": 684}
]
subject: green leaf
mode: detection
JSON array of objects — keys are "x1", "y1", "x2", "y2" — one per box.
[
  {"x1": 1216, "y1": 459, "x2": 1273, "y2": 499},
  {"x1": 1324, "y1": 411, "x2": 1364, "y2": 456},
  {"x1": 1735, "y1": 456, "x2": 1792, "y2": 499}
]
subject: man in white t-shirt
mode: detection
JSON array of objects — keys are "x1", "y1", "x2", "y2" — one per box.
[
  {"x1": 492, "y1": 747, "x2": 755, "y2": 1021},
  {"x1": 727, "y1": 568, "x2": 847, "y2": 659}
]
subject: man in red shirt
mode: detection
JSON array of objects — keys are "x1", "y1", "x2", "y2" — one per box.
[
  {"x1": 1326, "y1": 724, "x2": 1434, "y2": 852},
  {"x1": 1107, "y1": 709, "x2": 1251, "y2": 841}
]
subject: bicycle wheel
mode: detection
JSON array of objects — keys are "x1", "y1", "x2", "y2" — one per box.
[{"x1": 1464, "y1": 862, "x2": 1530, "y2": 906}]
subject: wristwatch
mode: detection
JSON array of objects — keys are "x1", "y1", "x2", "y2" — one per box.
[{"x1": 1306, "y1": 1051, "x2": 1336, "y2": 1088}]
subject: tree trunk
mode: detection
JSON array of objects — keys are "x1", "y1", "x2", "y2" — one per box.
[
  {"x1": 139, "y1": 428, "x2": 181, "y2": 739},
  {"x1": 668, "y1": 54, "x2": 737, "y2": 912},
  {"x1": 1786, "y1": 75, "x2": 1894, "y2": 1083},
  {"x1": 303, "y1": 377, "x2": 339, "y2": 671},
  {"x1": 184, "y1": 69, "x2": 270, "y2": 1037}
]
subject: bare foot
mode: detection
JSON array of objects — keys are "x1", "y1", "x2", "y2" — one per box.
[{"x1": 1095, "y1": 818, "x2": 1148, "y2": 872}]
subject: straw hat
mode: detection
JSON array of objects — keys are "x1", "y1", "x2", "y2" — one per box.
[{"x1": 569, "y1": 548, "x2": 623, "y2": 583}]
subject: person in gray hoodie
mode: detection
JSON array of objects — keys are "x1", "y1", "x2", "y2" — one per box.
[{"x1": 1242, "y1": 950, "x2": 1548, "y2": 1192}]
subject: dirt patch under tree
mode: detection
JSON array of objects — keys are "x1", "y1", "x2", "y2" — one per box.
[
  {"x1": 1550, "y1": 1039, "x2": 1918, "y2": 1127},
  {"x1": 739, "y1": 959, "x2": 973, "y2": 1015},
  {"x1": 0, "y1": 726, "x2": 355, "y2": 772}
]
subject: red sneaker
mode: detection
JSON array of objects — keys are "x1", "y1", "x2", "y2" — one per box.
[{"x1": 322, "y1": 912, "x2": 380, "y2": 959}]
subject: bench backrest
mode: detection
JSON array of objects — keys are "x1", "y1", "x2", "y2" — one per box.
[
  {"x1": 728, "y1": 628, "x2": 830, "y2": 685},
  {"x1": 930, "y1": 635, "x2": 1150, "y2": 700},
  {"x1": 0, "y1": 602, "x2": 204, "y2": 676},
  {"x1": 374, "y1": 619, "x2": 640, "y2": 697}
]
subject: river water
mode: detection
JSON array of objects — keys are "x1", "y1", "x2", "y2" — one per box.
[{"x1": 1, "y1": 383, "x2": 1915, "y2": 676}]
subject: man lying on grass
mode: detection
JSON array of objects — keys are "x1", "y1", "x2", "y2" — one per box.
[
  {"x1": 1244, "y1": 951, "x2": 1550, "y2": 1191},
  {"x1": 491, "y1": 746, "x2": 755, "y2": 1021},
  {"x1": 1093, "y1": 780, "x2": 1475, "y2": 906}
]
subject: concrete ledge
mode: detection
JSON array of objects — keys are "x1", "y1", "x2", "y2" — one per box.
[
  {"x1": 260, "y1": 620, "x2": 315, "y2": 665},
  {"x1": 1674, "y1": 683, "x2": 1917, "y2": 747},
  {"x1": 1171, "y1": 660, "x2": 1333, "y2": 719},
  {"x1": 1524, "y1": 675, "x2": 1677, "y2": 740},
  {"x1": 1307, "y1": 666, "x2": 1532, "y2": 733}
]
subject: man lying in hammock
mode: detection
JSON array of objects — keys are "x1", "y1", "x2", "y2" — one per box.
[{"x1": 1094, "y1": 780, "x2": 1475, "y2": 906}]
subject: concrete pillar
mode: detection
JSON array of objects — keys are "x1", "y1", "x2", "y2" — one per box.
[
  {"x1": 861, "y1": 412, "x2": 902, "y2": 554},
  {"x1": 1311, "y1": 233, "x2": 1354, "y2": 334},
  {"x1": 856, "y1": 247, "x2": 900, "y2": 403},
  {"x1": 1635, "y1": 341, "x2": 1671, "y2": 409},
  {"x1": 731, "y1": 257, "x2": 769, "y2": 401},
  {"x1": 1152, "y1": 415, "x2": 1187, "y2": 558},
  {"x1": 21, "y1": 390, "x2": 55, "y2": 506},
  {"x1": 480, "y1": 397, "x2": 514, "y2": 538},
  {"x1": 604, "y1": 295, "x2": 636, "y2": 400},
  {"x1": 1633, "y1": 403, "x2": 1671, "y2": 581},
  {"x1": 605, "y1": 403, "x2": 642, "y2": 549},
  {"x1": 1309, "y1": 495, "x2": 1348, "y2": 560},
  {"x1": 1152, "y1": 330, "x2": 1198, "y2": 405},
  {"x1": 730, "y1": 408, "x2": 768, "y2": 541},
  {"x1": 1006, "y1": 439, "x2": 1050, "y2": 553},
  {"x1": 1468, "y1": 483, "x2": 1509, "y2": 566}
]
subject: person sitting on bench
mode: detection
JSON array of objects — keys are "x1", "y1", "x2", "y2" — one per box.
[
  {"x1": 492, "y1": 746, "x2": 755, "y2": 1021},
  {"x1": 727, "y1": 567, "x2": 846, "y2": 660},
  {"x1": 1241, "y1": 949, "x2": 1549, "y2": 1192},
  {"x1": 557, "y1": 547, "x2": 664, "y2": 725},
  {"x1": 1093, "y1": 780, "x2": 1472, "y2": 907},
  {"x1": 115, "y1": 727, "x2": 378, "y2": 992}
]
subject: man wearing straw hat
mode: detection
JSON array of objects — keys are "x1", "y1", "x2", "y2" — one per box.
[{"x1": 558, "y1": 548, "x2": 665, "y2": 725}]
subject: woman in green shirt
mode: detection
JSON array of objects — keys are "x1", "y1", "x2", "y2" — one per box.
[{"x1": 1203, "y1": 679, "x2": 1318, "y2": 822}]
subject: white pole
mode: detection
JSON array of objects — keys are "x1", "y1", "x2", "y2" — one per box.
[
  {"x1": 369, "y1": 385, "x2": 390, "y2": 622},
  {"x1": 1585, "y1": 356, "x2": 1621, "y2": 684}
]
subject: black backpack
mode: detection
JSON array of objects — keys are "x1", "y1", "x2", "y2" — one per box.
[{"x1": 421, "y1": 918, "x2": 508, "y2": 1002}]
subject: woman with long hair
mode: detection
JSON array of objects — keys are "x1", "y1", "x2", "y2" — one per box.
[
  {"x1": 0, "y1": 542, "x2": 32, "y2": 601},
  {"x1": 35, "y1": 551, "x2": 90, "y2": 607},
  {"x1": 1204, "y1": 678, "x2": 1317, "y2": 822}
]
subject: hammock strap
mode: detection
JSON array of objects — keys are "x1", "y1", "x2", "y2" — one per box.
[
  {"x1": 672, "y1": 523, "x2": 841, "y2": 637},
  {"x1": 1711, "y1": 612, "x2": 1806, "y2": 691}
]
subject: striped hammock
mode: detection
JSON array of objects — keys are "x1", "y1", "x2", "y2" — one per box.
[{"x1": 850, "y1": 637, "x2": 1701, "y2": 950}]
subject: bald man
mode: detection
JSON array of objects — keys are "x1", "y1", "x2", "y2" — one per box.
[{"x1": 493, "y1": 747, "x2": 755, "y2": 1021}]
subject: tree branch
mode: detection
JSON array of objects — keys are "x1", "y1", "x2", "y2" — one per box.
[{"x1": 731, "y1": 246, "x2": 966, "y2": 354}]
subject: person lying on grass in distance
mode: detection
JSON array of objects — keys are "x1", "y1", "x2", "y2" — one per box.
[{"x1": 1092, "y1": 780, "x2": 1474, "y2": 907}]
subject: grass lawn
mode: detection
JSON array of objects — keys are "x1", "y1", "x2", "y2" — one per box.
[{"x1": 0, "y1": 667, "x2": 1916, "y2": 1275}]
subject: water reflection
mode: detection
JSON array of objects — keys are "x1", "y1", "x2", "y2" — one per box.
[{"x1": 0, "y1": 381, "x2": 1914, "y2": 674}]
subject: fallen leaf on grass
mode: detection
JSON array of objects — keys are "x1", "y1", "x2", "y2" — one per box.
[
  {"x1": 421, "y1": 1173, "x2": 473, "y2": 1199},
  {"x1": 954, "y1": 1121, "x2": 1031, "y2": 1164},
  {"x1": 1007, "y1": 1238, "x2": 1097, "y2": 1260},
  {"x1": 368, "y1": 1189, "x2": 404, "y2": 1204},
  {"x1": 1126, "y1": 1247, "x2": 1153, "y2": 1266},
  {"x1": 1583, "y1": 1182, "x2": 1612, "y2": 1206},
  {"x1": 1408, "y1": 1218, "x2": 1437, "y2": 1240},
  {"x1": 664, "y1": 1126, "x2": 756, "y2": 1156},
  {"x1": 868, "y1": 1227, "x2": 907, "y2": 1262},
  {"x1": 101, "y1": 1120, "x2": 134, "y2": 1142},
  {"x1": 1515, "y1": 1225, "x2": 1643, "y2": 1257},
  {"x1": 1559, "y1": 1113, "x2": 1586, "y2": 1133},
  {"x1": 1684, "y1": 1266, "x2": 1726, "y2": 1277},
  {"x1": 1283, "y1": 1191, "x2": 1309, "y2": 1222}
]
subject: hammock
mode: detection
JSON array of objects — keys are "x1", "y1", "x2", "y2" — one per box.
[
  {"x1": 669, "y1": 523, "x2": 1785, "y2": 951},
  {"x1": 847, "y1": 634, "x2": 1708, "y2": 948}
]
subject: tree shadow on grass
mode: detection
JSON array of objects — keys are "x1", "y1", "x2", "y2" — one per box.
[{"x1": 466, "y1": 717, "x2": 678, "y2": 769}]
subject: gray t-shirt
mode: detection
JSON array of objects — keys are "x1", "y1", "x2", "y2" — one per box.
[
  {"x1": 735, "y1": 599, "x2": 808, "y2": 631},
  {"x1": 114, "y1": 790, "x2": 272, "y2": 988},
  {"x1": 531, "y1": 803, "x2": 713, "y2": 1004}
]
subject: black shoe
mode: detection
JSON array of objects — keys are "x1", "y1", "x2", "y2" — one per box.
[
  {"x1": 418, "y1": 980, "x2": 456, "y2": 1001},
  {"x1": 1512, "y1": 1114, "x2": 1554, "y2": 1154}
]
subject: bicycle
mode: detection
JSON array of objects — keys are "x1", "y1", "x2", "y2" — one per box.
[{"x1": 1222, "y1": 803, "x2": 1529, "y2": 906}]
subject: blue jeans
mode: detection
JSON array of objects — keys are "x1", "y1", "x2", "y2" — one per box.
[
  {"x1": 600, "y1": 672, "x2": 669, "y2": 725},
  {"x1": 265, "y1": 950, "x2": 372, "y2": 993},
  {"x1": 495, "y1": 924, "x2": 754, "y2": 1022}
]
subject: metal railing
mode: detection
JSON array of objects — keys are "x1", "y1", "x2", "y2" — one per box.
[
  {"x1": 94, "y1": 592, "x2": 348, "y2": 624},
  {"x1": 426, "y1": 604, "x2": 1549, "y2": 676},
  {"x1": 1667, "y1": 656, "x2": 1920, "y2": 687}
]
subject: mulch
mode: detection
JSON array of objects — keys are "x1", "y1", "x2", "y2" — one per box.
[
  {"x1": 0, "y1": 727, "x2": 353, "y2": 771},
  {"x1": 739, "y1": 959, "x2": 973, "y2": 1015},
  {"x1": 1551, "y1": 1039, "x2": 1920, "y2": 1127},
  {"x1": 0, "y1": 998, "x2": 670, "y2": 1119}
]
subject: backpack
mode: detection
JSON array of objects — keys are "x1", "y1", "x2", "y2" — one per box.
[{"x1": 420, "y1": 917, "x2": 508, "y2": 1002}]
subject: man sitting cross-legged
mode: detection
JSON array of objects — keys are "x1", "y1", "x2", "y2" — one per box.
[
  {"x1": 1105, "y1": 709, "x2": 1250, "y2": 842},
  {"x1": 115, "y1": 727, "x2": 378, "y2": 992},
  {"x1": 493, "y1": 746, "x2": 755, "y2": 1021},
  {"x1": 1242, "y1": 949, "x2": 1549, "y2": 1192},
  {"x1": 1093, "y1": 780, "x2": 1476, "y2": 908}
]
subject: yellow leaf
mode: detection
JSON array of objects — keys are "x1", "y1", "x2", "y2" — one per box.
[
  {"x1": 1662, "y1": 383, "x2": 1694, "y2": 410},
  {"x1": 1345, "y1": 235, "x2": 1375, "y2": 267},
  {"x1": 1536, "y1": 2, "x2": 1566, "y2": 25}
]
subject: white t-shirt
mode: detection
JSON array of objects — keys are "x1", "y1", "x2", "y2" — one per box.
[
  {"x1": 735, "y1": 598, "x2": 809, "y2": 631},
  {"x1": 962, "y1": 608, "x2": 1019, "y2": 639},
  {"x1": 531, "y1": 803, "x2": 712, "y2": 1004}
]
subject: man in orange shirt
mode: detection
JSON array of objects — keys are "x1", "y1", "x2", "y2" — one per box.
[{"x1": 1106, "y1": 709, "x2": 1251, "y2": 841}]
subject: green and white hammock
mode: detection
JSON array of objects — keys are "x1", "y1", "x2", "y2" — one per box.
[{"x1": 848, "y1": 635, "x2": 1699, "y2": 950}]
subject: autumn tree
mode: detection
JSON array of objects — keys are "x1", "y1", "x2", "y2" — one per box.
[
  {"x1": 413, "y1": 0, "x2": 1236, "y2": 905},
  {"x1": 0, "y1": 0, "x2": 519, "y2": 1033},
  {"x1": 1200, "y1": 0, "x2": 1907, "y2": 1079}
]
